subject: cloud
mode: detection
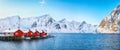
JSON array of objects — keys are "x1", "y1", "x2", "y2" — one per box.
[{"x1": 39, "y1": 0, "x2": 45, "y2": 6}]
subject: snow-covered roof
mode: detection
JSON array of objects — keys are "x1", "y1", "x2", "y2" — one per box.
[{"x1": 2, "y1": 29, "x2": 39, "y2": 33}]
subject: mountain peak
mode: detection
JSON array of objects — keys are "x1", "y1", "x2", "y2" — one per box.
[
  {"x1": 59, "y1": 18, "x2": 68, "y2": 23},
  {"x1": 81, "y1": 21, "x2": 86, "y2": 24},
  {"x1": 39, "y1": 14, "x2": 51, "y2": 18},
  {"x1": 42, "y1": 14, "x2": 50, "y2": 17},
  {"x1": 2, "y1": 15, "x2": 20, "y2": 20},
  {"x1": 116, "y1": 5, "x2": 120, "y2": 9},
  {"x1": 110, "y1": 5, "x2": 120, "y2": 16},
  {"x1": 98, "y1": 5, "x2": 120, "y2": 33}
]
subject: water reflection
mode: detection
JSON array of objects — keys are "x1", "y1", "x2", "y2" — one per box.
[{"x1": 0, "y1": 33, "x2": 120, "y2": 50}]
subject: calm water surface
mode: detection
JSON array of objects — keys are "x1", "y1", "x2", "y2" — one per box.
[{"x1": 0, "y1": 33, "x2": 120, "y2": 50}]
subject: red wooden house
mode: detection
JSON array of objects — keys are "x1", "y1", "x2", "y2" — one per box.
[
  {"x1": 33, "y1": 30, "x2": 40, "y2": 36},
  {"x1": 24, "y1": 30, "x2": 33, "y2": 37},
  {"x1": 14, "y1": 29, "x2": 24, "y2": 37},
  {"x1": 40, "y1": 30, "x2": 47, "y2": 37}
]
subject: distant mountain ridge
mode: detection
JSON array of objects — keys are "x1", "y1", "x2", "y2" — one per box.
[{"x1": 0, "y1": 14, "x2": 97, "y2": 33}]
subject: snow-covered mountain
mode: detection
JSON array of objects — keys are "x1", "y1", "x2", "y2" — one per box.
[
  {"x1": 0, "y1": 16, "x2": 20, "y2": 31},
  {"x1": 98, "y1": 5, "x2": 120, "y2": 33},
  {"x1": 0, "y1": 14, "x2": 97, "y2": 33}
]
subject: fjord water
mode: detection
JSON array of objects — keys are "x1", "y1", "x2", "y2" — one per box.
[{"x1": 0, "y1": 33, "x2": 120, "y2": 50}]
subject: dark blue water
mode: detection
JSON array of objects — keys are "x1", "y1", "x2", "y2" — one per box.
[{"x1": 0, "y1": 33, "x2": 120, "y2": 50}]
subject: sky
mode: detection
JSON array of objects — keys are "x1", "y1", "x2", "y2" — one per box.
[{"x1": 0, "y1": 0, "x2": 120, "y2": 25}]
